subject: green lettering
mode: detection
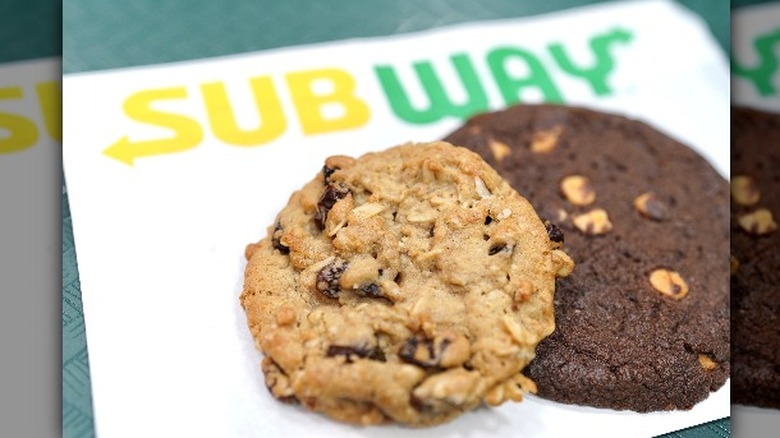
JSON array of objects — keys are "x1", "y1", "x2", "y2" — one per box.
[
  {"x1": 732, "y1": 29, "x2": 780, "y2": 96},
  {"x1": 487, "y1": 47, "x2": 562, "y2": 104},
  {"x1": 375, "y1": 54, "x2": 487, "y2": 124},
  {"x1": 549, "y1": 28, "x2": 632, "y2": 96}
]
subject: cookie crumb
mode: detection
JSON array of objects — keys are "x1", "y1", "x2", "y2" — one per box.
[{"x1": 552, "y1": 249, "x2": 574, "y2": 277}]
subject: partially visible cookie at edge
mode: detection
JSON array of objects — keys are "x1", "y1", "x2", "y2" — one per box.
[
  {"x1": 240, "y1": 141, "x2": 574, "y2": 426},
  {"x1": 444, "y1": 104, "x2": 730, "y2": 412},
  {"x1": 731, "y1": 106, "x2": 780, "y2": 410}
]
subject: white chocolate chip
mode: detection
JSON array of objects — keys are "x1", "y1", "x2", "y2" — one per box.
[
  {"x1": 633, "y1": 192, "x2": 667, "y2": 221},
  {"x1": 488, "y1": 139, "x2": 512, "y2": 162},
  {"x1": 731, "y1": 175, "x2": 760, "y2": 206},
  {"x1": 738, "y1": 208, "x2": 777, "y2": 236},
  {"x1": 649, "y1": 269, "x2": 689, "y2": 300},
  {"x1": 560, "y1": 175, "x2": 595, "y2": 206},
  {"x1": 530, "y1": 126, "x2": 563, "y2": 153},
  {"x1": 572, "y1": 208, "x2": 613, "y2": 235}
]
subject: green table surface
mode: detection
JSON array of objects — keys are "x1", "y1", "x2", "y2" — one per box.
[
  {"x1": 61, "y1": 1, "x2": 732, "y2": 437},
  {"x1": 0, "y1": 0, "x2": 60, "y2": 63}
]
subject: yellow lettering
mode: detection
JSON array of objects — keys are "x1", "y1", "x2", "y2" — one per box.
[
  {"x1": 0, "y1": 87, "x2": 38, "y2": 154},
  {"x1": 104, "y1": 87, "x2": 203, "y2": 165},
  {"x1": 36, "y1": 82, "x2": 62, "y2": 142},
  {"x1": 201, "y1": 77, "x2": 285, "y2": 146},
  {"x1": 286, "y1": 68, "x2": 370, "y2": 135}
]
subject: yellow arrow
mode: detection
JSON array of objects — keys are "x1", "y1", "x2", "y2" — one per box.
[
  {"x1": 103, "y1": 134, "x2": 202, "y2": 165},
  {"x1": 103, "y1": 87, "x2": 203, "y2": 166}
]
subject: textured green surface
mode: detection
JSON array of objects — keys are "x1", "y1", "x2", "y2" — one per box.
[
  {"x1": 657, "y1": 418, "x2": 731, "y2": 438},
  {"x1": 63, "y1": 0, "x2": 728, "y2": 74},
  {"x1": 62, "y1": 186, "x2": 95, "y2": 438},
  {"x1": 62, "y1": 1, "x2": 731, "y2": 436},
  {"x1": 732, "y1": 0, "x2": 779, "y2": 8},
  {"x1": 0, "y1": 0, "x2": 60, "y2": 63}
]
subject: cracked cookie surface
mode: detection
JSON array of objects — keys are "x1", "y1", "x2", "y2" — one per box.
[
  {"x1": 240, "y1": 141, "x2": 573, "y2": 426},
  {"x1": 445, "y1": 104, "x2": 729, "y2": 412}
]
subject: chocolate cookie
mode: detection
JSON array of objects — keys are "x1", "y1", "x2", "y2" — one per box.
[
  {"x1": 731, "y1": 106, "x2": 780, "y2": 410},
  {"x1": 444, "y1": 104, "x2": 730, "y2": 412},
  {"x1": 240, "y1": 141, "x2": 573, "y2": 426}
]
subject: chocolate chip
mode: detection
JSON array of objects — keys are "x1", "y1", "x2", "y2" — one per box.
[
  {"x1": 358, "y1": 283, "x2": 383, "y2": 298},
  {"x1": 271, "y1": 222, "x2": 290, "y2": 254},
  {"x1": 544, "y1": 220, "x2": 564, "y2": 244},
  {"x1": 399, "y1": 335, "x2": 451, "y2": 368},
  {"x1": 484, "y1": 215, "x2": 493, "y2": 225},
  {"x1": 322, "y1": 165, "x2": 339, "y2": 185},
  {"x1": 326, "y1": 344, "x2": 386, "y2": 362},
  {"x1": 314, "y1": 184, "x2": 350, "y2": 230},
  {"x1": 315, "y1": 260, "x2": 348, "y2": 298}
]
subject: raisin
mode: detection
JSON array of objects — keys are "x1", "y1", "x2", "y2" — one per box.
[
  {"x1": 315, "y1": 260, "x2": 348, "y2": 298},
  {"x1": 277, "y1": 395, "x2": 299, "y2": 404},
  {"x1": 410, "y1": 394, "x2": 430, "y2": 412},
  {"x1": 544, "y1": 220, "x2": 564, "y2": 244},
  {"x1": 271, "y1": 222, "x2": 289, "y2": 254},
  {"x1": 358, "y1": 283, "x2": 383, "y2": 298},
  {"x1": 399, "y1": 335, "x2": 443, "y2": 368},
  {"x1": 264, "y1": 359, "x2": 298, "y2": 404},
  {"x1": 314, "y1": 184, "x2": 350, "y2": 230},
  {"x1": 322, "y1": 165, "x2": 339, "y2": 185},
  {"x1": 488, "y1": 244, "x2": 507, "y2": 255},
  {"x1": 326, "y1": 345, "x2": 386, "y2": 362}
]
